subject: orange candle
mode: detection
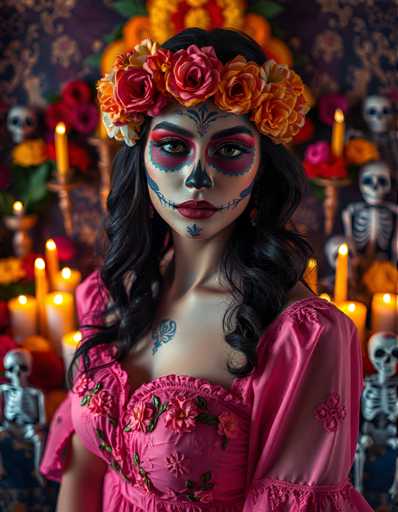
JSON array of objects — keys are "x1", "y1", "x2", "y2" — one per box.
[
  {"x1": 8, "y1": 295, "x2": 37, "y2": 343},
  {"x1": 44, "y1": 292, "x2": 75, "y2": 355},
  {"x1": 338, "y1": 301, "x2": 367, "y2": 347},
  {"x1": 34, "y1": 257, "x2": 48, "y2": 337},
  {"x1": 334, "y1": 243, "x2": 348, "y2": 304},
  {"x1": 62, "y1": 330, "x2": 82, "y2": 377},
  {"x1": 304, "y1": 258, "x2": 318, "y2": 294},
  {"x1": 55, "y1": 122, "x2": 69, "y2": 180},
  {"x1": 53, "y1": 267, "x2": 82, "y2": 293},
  {"x1": 331, "y1": 108, "x2": 345, "y2": 157},
  {"x1": 45, "y1": 239, "x2": 59, "y2": 290},
  {"x1": 371, "y1": 293, "x2": 398, "y2": 333}
]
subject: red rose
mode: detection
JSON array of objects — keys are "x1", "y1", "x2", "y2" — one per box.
[
  {"x1": 45, "y1": 101, "x2": 71, "y2": 130},
  {"x1": 88, "y1": 389, "x2": 114, "y2": 416},
  {"x1": 69, "y1": 103, "x2": 99, "y2": 134},
  {"x1": 114, "y1": 67, "x2": 156, "y2": 113},
  {"x1": 292, "y1": 117, "x2": 315, "y2": 144},
  {"x1": 165, "y1": 45, "x2": 222, "y2": 107},
  {"x1": 21, "y1": 253, "x2": 42, "y2": 281},
  {"x1": 61, "y1": 80, "x2": 92, "y2": 107}
]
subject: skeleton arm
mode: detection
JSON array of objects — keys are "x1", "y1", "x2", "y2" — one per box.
[
  {"x1": 342, "y1": 204, "x2": 358, "y2": 257},
  {"x1": 31, "y1": 389, "x2": 46, "y2": 427}
]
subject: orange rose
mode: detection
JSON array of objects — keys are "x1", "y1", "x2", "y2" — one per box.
[
  {"x1": 144, "y1": 48, "x2": 173, "y2": 94},
  {"x1": 214, "y1": 56, "x2": 263, "y2": 114},
  {"x1": 344, "y1": 138, "x2": 380, "y2": 165},
  {"x1": 97, "y1": 77, "x2": 127, "y2": 125}
]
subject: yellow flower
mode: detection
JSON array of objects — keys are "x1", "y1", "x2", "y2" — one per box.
[
  {"x1": 184, "y1": 8, "x2": 210, "y2": 29},
  {"x1": 344, "y1": 138, "x2": 380, "y2": 166},
  {"x1": 123, "y1": 16, "x2": 151, "y2": 49},
  {"x1": 362, "y1": 260, "x2": 398, "y2": 294},
  {"x1": 12, "y1": 139, "x2": 47, "y2": 167},
  {"x1": 0, "y1": 258, "x2": 26, "y2": 285}
]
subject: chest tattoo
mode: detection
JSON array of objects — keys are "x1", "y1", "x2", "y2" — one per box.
[{"x1": 152, "y1": 319, "x2": 177, "y2": 355}]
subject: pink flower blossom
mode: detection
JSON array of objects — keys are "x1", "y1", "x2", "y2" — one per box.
[
  {"x1": 315, "y1": 392, "x2": 346, "y2": 432},
  {"x1": 126, "y1": 401, "x2": 155, "y2": 432},
  {"x1": 166, "y1": 451, "x2": 189, "y2": 477},
  {"x1": 73, "y1": 374, "x2": 93, "y2": 396},
  {"x1": 69, "y1": 103, "x2": 99, "y2": 134},
  {"x1": 217, "y1": 411, "x2": 239, "y2": 439},
  {"x1": 304, "y1": 141, "x2": 331, "y2": 165},
  {"x1": 115, "y1": 67, "x2": 156, "y2": 113},
  {"x1": 88, "y1": 389, "x2": 114, "y2": 417},
  {"x1": 318, "y1": 93, "x2": 349, "y2": 126},
  {"x1": 164, "y1": 396, "x2": 199, "y2": 432}
]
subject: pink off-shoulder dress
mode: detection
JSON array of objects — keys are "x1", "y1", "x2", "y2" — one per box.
[{"x1": 40, "y1": 271, "x2": 373, "y2": 511}]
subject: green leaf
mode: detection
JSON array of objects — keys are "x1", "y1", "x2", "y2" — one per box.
[
  {"x1": 93, "y1": 382, "x2": 103, "y2": 393},
  {"x1": 195, "y1": 413, "x2": 219, "y2": 425},
  {"x1": 185, "y1": 479, "x2": 194, "y2": 490},
  {"x1": 95, "y1": 428, "x2": 105, "y2": 440},
  {"x1": 200, "y1": 471, "x2": 212, "y2": 483},
  {"x1": 99, "y1": 442, "x2": 113, "y2": 453},
  {"x1": 23, "y1": 163, "x2": 52, "y2": 208},
  {"x1": 80, "y1": 395, "x2": 91, "y2": 406},
  {"x1": 249, "y1": 0, "x2": 284, "y2": 19},
  {"x1": 133, "y1": 452, "x2": 140, "y2": 466},
  {"x1": 112, "y1": 0, "x2": 147, "y2": 17},
  {"x1": 104, "y1": 24, "x2": 124, "y2": 44},
  {"x1": 152, "y1": 395, "x2": 161, "y2": 409},
  {"x1": 84, "y1": 52, "x2": 102, "y2": 70},
  {"x1": 139, "y1": 467, "x2": 146, "y2": 476},
  {"x1": 146, "y1": 421, "x2": 155, "y2": 432},
  {"x1": 123, "y1": 424, "x2": 131, "y2": 432},
  {"x1": 159, "y1": 402, "x2": 168, "y2": 413},
  {"x1": 195, "y1": 396, "x2": 208, "y2": 409}
]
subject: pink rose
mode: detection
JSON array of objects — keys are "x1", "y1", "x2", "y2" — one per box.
[
  {"x1": 304, "y1": 141, "x2": 331, "y2": 165},
  {"x1": 164, "y1": 396, "x2": 199, "y2": 432},
  {"x1": 88, "y1": 389, "x2": 114, "y2": 416},
  {"x1": 125, "y1": 401, "x2": 155, "y2": 432},
  {"x1": 217, "y1": 411, "x2": 239, "y2": 439},
  {"x1": 73, "y1": 374, "x2": 93, "y2": 397},
  {"x1": 165, "y1": 45, "x2": 222, "y2": 107},
  {"x1": 115, "y1": 68, "x2": 156, "y2": 114}
]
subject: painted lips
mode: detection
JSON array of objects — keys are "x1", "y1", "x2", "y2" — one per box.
[{"x1": 176, "y1": 200, "x2": 218, "y2": 219}]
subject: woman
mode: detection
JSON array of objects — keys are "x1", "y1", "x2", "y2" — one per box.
[{"x1": 40, "y1": 28, "x2": 373, "y2": 511}]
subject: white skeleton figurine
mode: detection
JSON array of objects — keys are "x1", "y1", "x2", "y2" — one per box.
[
  {"x1": 353, "y1": 332, "x2": 398, "y2": 500},
  {"x1": 342, "y1": 161, "x2": 398, "y2": 263},
  {"x1": 0, "y1": 349, "x2": 46, "y2": 486},
  {"x1": 6, "y1": 105, "x2": 38, "y2": 143}
]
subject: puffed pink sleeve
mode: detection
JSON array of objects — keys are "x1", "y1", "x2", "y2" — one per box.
[
  {"x1": 40, "y1": 270, "x2": 109, "y2": 482},
  {"x1": 242, "y1": 299, "x2": 374, "y2": 511}
]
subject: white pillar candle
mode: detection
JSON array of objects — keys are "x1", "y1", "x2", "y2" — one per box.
[
  {"x1": 62, "y1": 330, "x2": 82, "y2": 377},
  {"x1": 8, "y1": 295, "x2": 37, "y2": 343},
  {"x1": 53, "y1": 267, "x2": 82, "y2": 293},
  {"x1": 371, "y1": 293, "x2": 398, "y2": 333},
  {"x1": 338, "y1": 301, "x2": 367, "y2": 348},
  {"x1": 44, "y1": 292, "x2": 75, "y2": 355}
]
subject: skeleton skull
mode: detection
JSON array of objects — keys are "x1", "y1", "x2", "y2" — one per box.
[
  {"x1": 4, "y1": 349, "x2": 32, "y2": 387},
  {"x1": 362, "y1": 96, "x2": 393, "y2": 134},
  {"x1": 325, "y1": 235, "x2": 351, "y2": 269},
  {"x1": 7, "y1": 106, "x2": 38, "y2": 143},
  {"x1": 368, "y1": 332, "x2": 398, "y2": 379},
  {"x1": 359, "y1": 161, "x2": 391, "y2": 206}
]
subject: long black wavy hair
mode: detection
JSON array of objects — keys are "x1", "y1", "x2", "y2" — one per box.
[{"x1": 67, "y1": 28, "x2": 312, "y2": 388}]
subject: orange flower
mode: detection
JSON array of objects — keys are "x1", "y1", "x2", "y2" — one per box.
[
  {"x1": 123, "y1": 16, "x2": 151, "y2": 48},
  {"x1": 144, "y1": 48, "x2": 173, "y2": 93},
  {"x1": 97, "y1": 76, "x2": 126, "y2": 125},
  {"x1": 243, "y1": 13, "x2": 270, "y2": 47},
  {"x1": 101, "y1": 40, "x2": 126, "y2": 75},
  {"x1": 113, "y1": 39, "x2": 159, "y2": 70},
  {"x1": 214, "y1": 56, "x2": 263, "y2": 114},
  {"x1": 344, "y1": 138, "x2": 380, "y2": 165},
  {"x1": 362, "y1": 260, "x2": 398, "y2": 294},
  {"x1": 264, "y1": 37, "x2": 293, "y2": 66}
]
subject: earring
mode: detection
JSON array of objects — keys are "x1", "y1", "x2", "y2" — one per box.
[{"x1": 249, "y1": 207, "x2": 257, "y2": 227}]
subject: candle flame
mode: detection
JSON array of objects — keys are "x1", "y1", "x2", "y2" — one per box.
[
  {"x1": 319, "y1": 293, "x2": 331, "y2": 302},
  {"x1": 383, "y1": 293, "x2": 392, "y2": 304},
  {"x1": 56, "y1": 122, "x2": 66, "y2": 135},
  {"x1": 46, "y1": 239, "x2": 56, "y2": 251},
  {"x1": 61, "y1": 267, "x2": 72, "y2": 279},
  {"x1": 54, "y1": 293, "x2": 64, "y2": 305},
  {"x1": 307, "y1": 258, "x2": 317, "y2": 270},
  {"x1": 13, "y1": 201, "x2": 24, "y2": 214},
  {"x1": 73, "y1": 331, "x2": 82, "y2": 342},
  {"x1": 338, "y1": 243, "x2": 348, "y2": 256},
  {"x1": 35, "y1": 258, "x2": 45, "y2": 270},
  {"x1": 18, "y1": 295, "x2": 28, "y2": 305},
  {"x1": 348, "y1": 303, "x2": 356, "y2": 313},
  {"x1": 334, "y1": 108, "x2": 344, "y2": 123}
]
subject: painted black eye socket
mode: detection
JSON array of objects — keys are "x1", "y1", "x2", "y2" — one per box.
[
  {"x1": 374, "y1": 348, "x2": 386, "y2": 358},
  {"x1": 20, "y1": 364, "x2": 29, "y2": 372},
  {"x1": 378, "y1": 176, "x2": 388, "y2": 187},
  {"x1": 382, "y1": 107, "x2": 391, "y2": 115},
  {"x1": 391, "y1": 348, "x2": 398, "y2": 358},
  {"x1": 362, "y1": 176, "x2": 373, "y2": 186}
]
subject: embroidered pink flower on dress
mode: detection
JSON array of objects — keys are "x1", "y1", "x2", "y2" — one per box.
[
  {"x1": 195, "y1": 489, "x2": 214, "y2": 503},
  {"x1": 126, "y1": 401, "x2": 155, "y2": 432},
  {"x1": 88, "y1": 389, "x2": 114, "y2": 417},
  {"x1": 73, "y1": 374, "x2": 94, "y2": 396},
  {"x1": 166, "y1": 451, "x2": 190, "y2": 478},
  {"x1": 217, "y1": 411, "x2": 239, "y2": 439},
  {"x1": 164, "y1": 396, "x2": 199, "y2": 432},
  {"x1": 315, "y1": 392, "x2": 347, "y2": 432}
]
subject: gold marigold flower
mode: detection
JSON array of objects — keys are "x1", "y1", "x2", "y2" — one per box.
[
  {"x1": 362, "y1": 260, "x2": 398, "y2": 295},
  {"x1": 12, "y1": 139, "x2": 48, "y2": 167},
  {"x1": 0, "y1": 258, "x2": 26, "y2": 285},
  {"x1": 184, "y1": 8, "x2": 210, "y2": 29},
  {"x1": 344, "y1": 138, "x2": 380, "y2": 166}
]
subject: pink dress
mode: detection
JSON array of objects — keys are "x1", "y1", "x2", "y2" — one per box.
[{"x1": 40, "y1": 271, "x2": 374, "y2": 511}]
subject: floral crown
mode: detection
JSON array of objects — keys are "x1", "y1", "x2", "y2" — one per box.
[{"x1": 97, "y1": 38, "x2": 310, "y2": 147}]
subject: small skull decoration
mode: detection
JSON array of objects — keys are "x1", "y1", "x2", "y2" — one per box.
[
  {"x1": 362, "y1": 96, "x2": 394, "y2": 135},
  {"x1": 368, "y1": 332, "x2": 398, "y2": 380},
  {"x1": 3, "y1": 349, "x2": 32, "y2": 387},
  {"x1": 7, "y1": 106, "x2": 38, "y2": 143},
  {"x1": 325, "y1": 235, "x2": 350, "y2": 270},
  {"x1": 359, "y1": 161, "x2": 391, "y2": 206}
]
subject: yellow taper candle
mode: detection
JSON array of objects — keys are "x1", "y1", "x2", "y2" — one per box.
[
  {"x1": 331, "y1": 108, "x2": 345, "y2": 157},
  {"x1": 371, "y1": 293, "x2": 398, "y2": 333},
  {"x1": 8, "y1": 295, "x2": 37, "y2": 343},
  {"x1": 338, "y1": 301, "x2": 367, "y2": 347},
  {"x1": 44, "y1": 292, "x2": 75, "y2": 355},
  {"x1": 334, "y1": 243, "x2": 348, "y2": 304},
  {"x1": 34, "y1": 257, "x2": 48, "y2": 337},
  {"x1": 55, "y1": 122, "x2": 69, "y2": 180},
  {"x1": 53, "y1": 267, "x2": 82, "y2": 293},
  {"x1": 45, "y1": 239, "x2": 59, "y2": 290},
  {"x1": 62, "y1": 330, "x2": 82, "y2": 377},
  {"x1": 304, "y1": 258, "x2": 318, "y2": 294}
]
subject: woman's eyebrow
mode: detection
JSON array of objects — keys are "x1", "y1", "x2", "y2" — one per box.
[
  {"x1": 211, "y1": 126, "x2": 255, "y2": 140},
  {"x1": 152, "y1": 121, "x2": 194, "y2": 138}
]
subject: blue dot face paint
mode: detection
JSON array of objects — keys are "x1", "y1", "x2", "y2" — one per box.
[{"x1": 144, "y1": 101, "x2": 261, "y2": 241}]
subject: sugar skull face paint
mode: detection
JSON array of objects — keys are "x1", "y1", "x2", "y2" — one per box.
[{"x1": 144, "y1": 101, "x2": 261, "y2": 240}]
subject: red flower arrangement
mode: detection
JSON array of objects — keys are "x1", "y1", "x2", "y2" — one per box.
[
  {"x1": 303, "y1": 141, "x2": 347, "y2": 180},
  {"x1": 47, "y1": 140, "x2": 92, "y2": 173}
]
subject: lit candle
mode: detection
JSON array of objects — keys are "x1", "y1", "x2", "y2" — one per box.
[
  {"x1": 53, "y1": 267, "x2": 82, "y2": 293},
  {"x1": 45, "y1": 239, "x2": 59, "y2": 290},
  {"x1": 62, "y1": 330, "x2": 82, "y2": 376},
  {"x1": 44, "y1": 292, "x2": 75, "y2": 355},
  {"x1": 319, "y1": 293, "x2": 332, "y2": 302},
  {"x1": 12, "y1": 201, "x2": 25, "y2": 217},
  {"x1": 338, "y1": 301, "x2": 367, "y2": 347},
  {"x1": 334, "y1": 243, "x2": 348, "y2": 304},
  {"x1": 304, "y1": 258, "x2": 318, "y2": 294},
  {"x1": 34, "y1": 257, "x2": 48, "y2": 337},
  {"x1": 55, "y1": 122, "x2": 69, "y2": 180},
  {"x1": 8, "y1": 295, "x2": 37, "y2": 343},
  {"x1": 371, "y1": 293, "x2": 398, "y2": 333},
  {"x1": 331, "y1": 108, "x2": 345, "y2": 158}
]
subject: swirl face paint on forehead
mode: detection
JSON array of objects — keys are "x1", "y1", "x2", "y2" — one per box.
[{"x1": 175, "y1": 103, "x2": 231, "y2": 137}]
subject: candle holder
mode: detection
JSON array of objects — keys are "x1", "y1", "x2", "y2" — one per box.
[
  {"x1": 3, "y1": 213, "x2": 38, "y2": 258},
  {"x1": 47, "y1": 175, "x2": 79, "y2": 237},
  {"x1": 89, "y1": 137, "x2": 119, "y2": 212},
  {"x1": 312, "y1": 177, "x2": 351, "y2": 235}
]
